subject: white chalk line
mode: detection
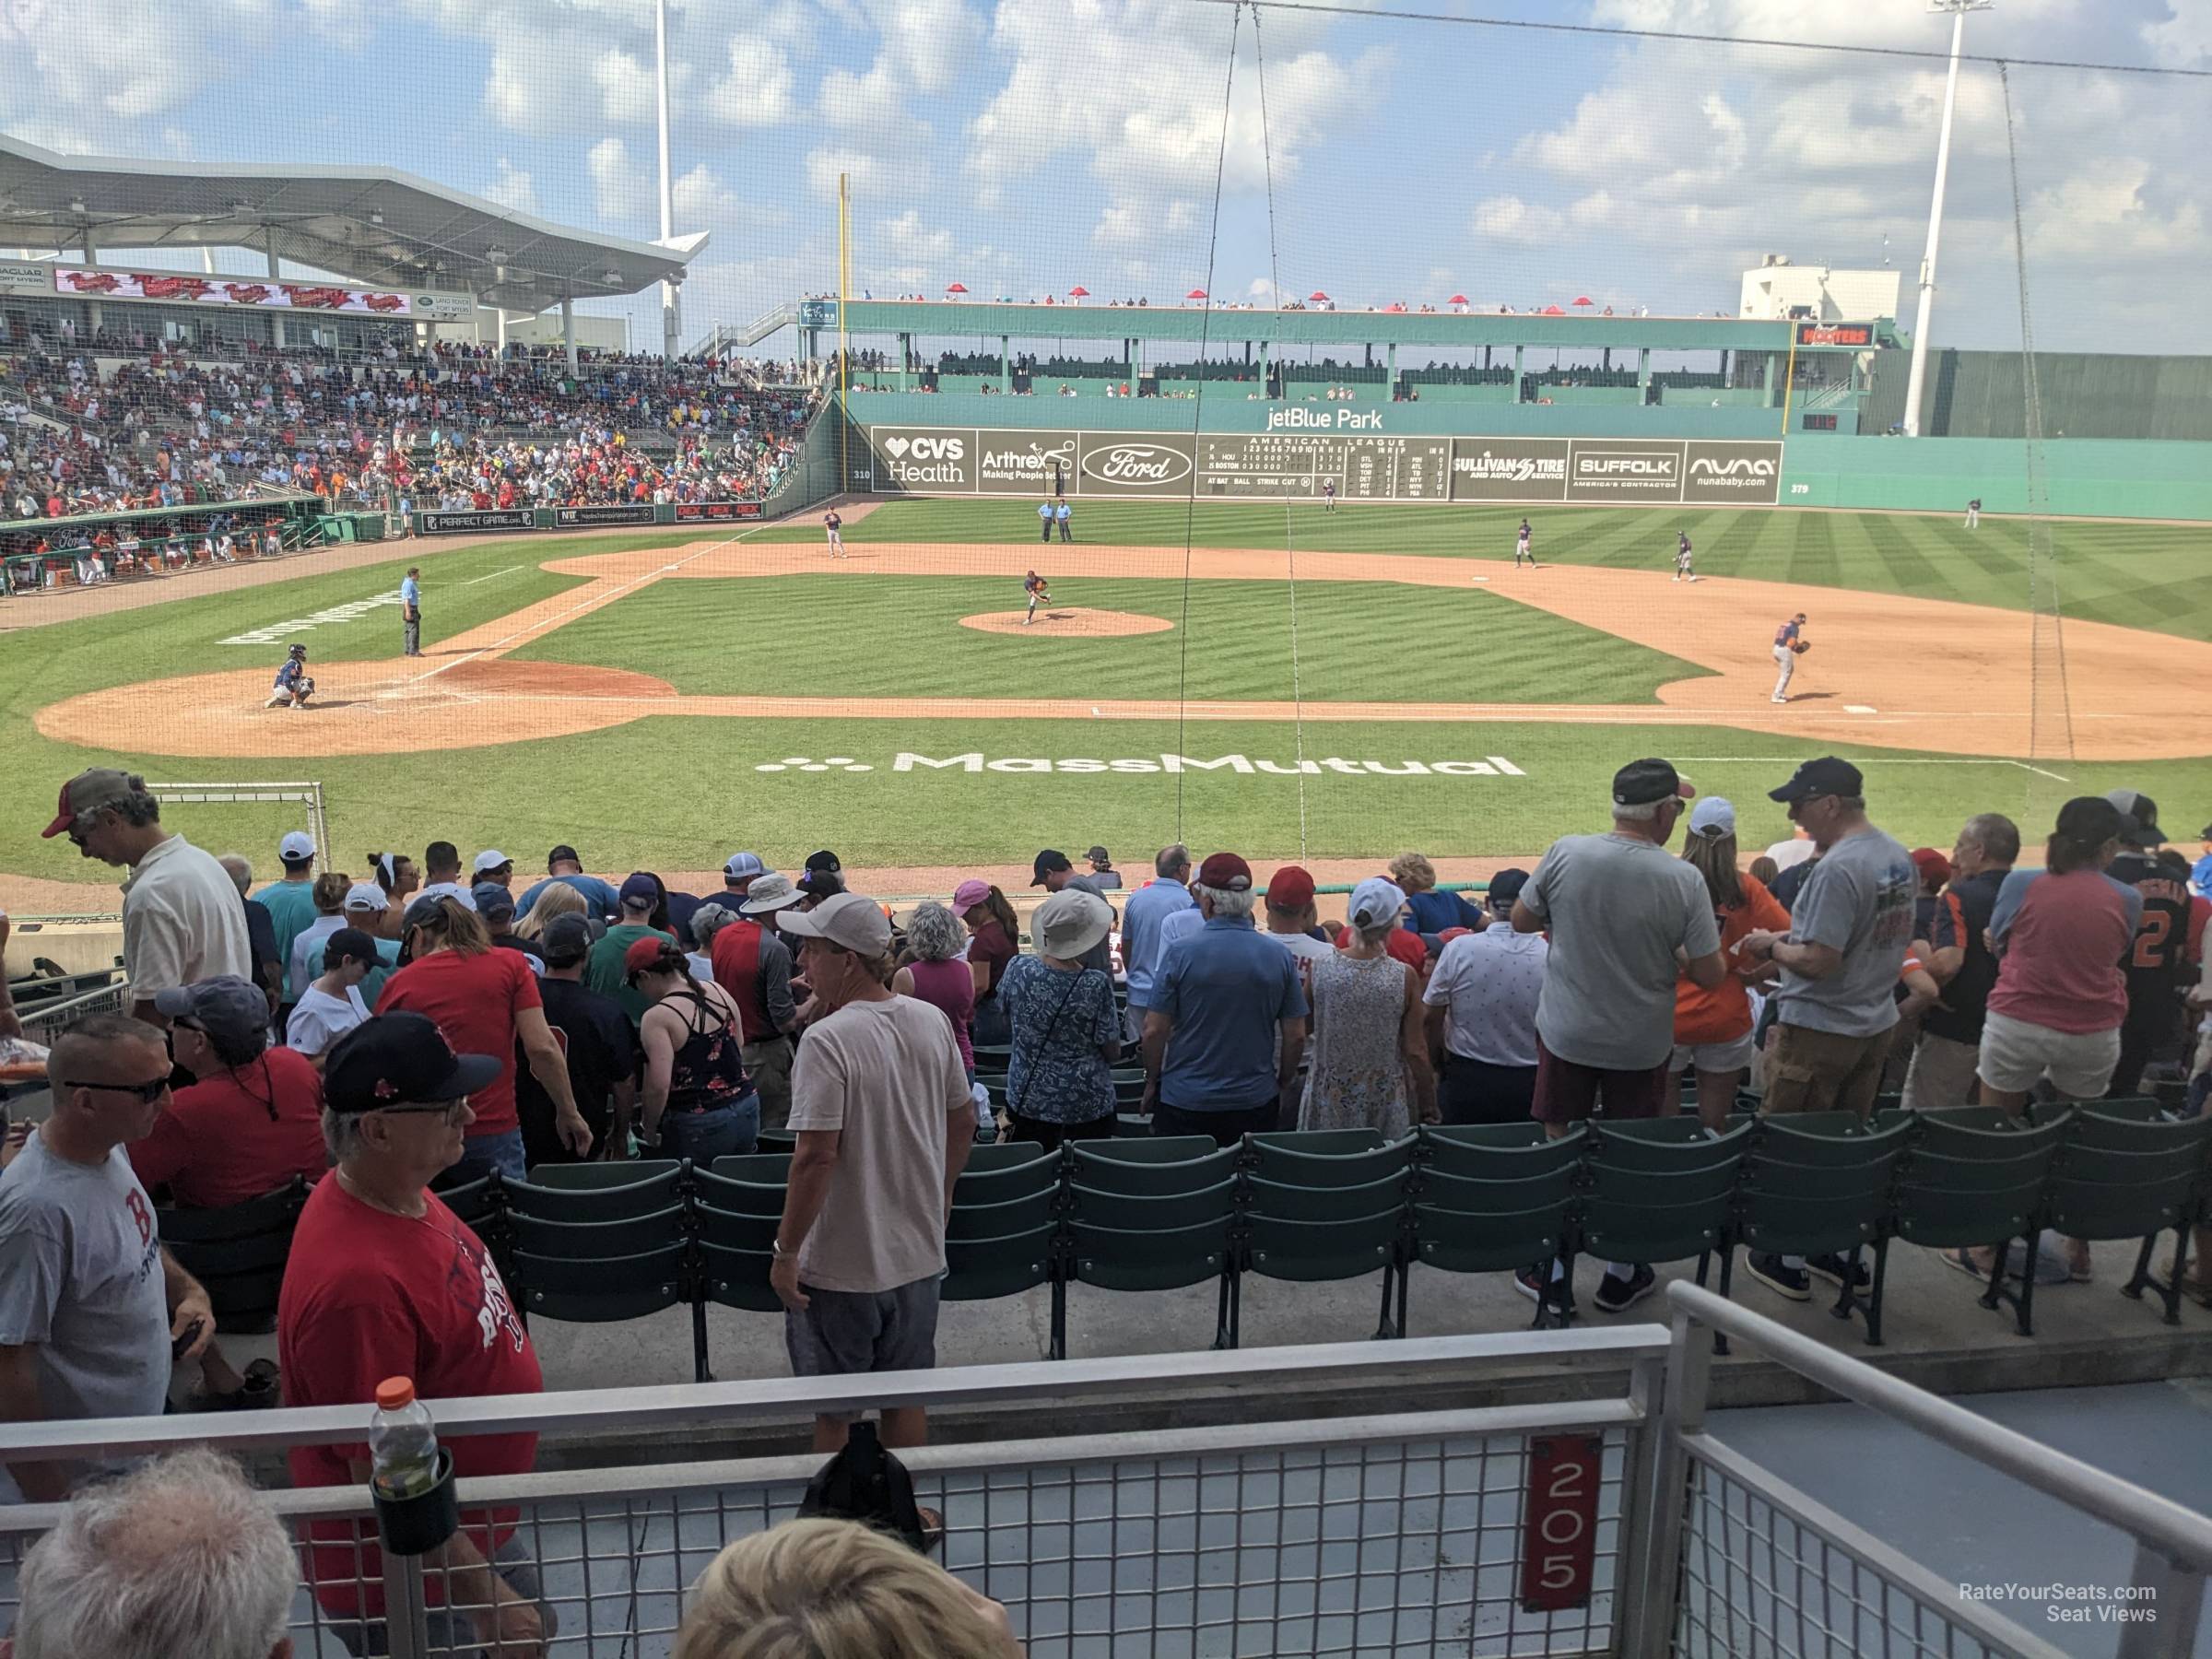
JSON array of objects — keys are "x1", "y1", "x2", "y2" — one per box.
[
  {"x1": 1675, "y1": 756, "x2": 2073, "y2": 782},
  {"x1": 410, "y1": 525, "x2": 769, "y2": 685}
]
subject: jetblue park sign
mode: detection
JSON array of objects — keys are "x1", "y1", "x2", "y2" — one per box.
[{"x1": 858, "y1": 425, "x2": 1781, "y2": 505}]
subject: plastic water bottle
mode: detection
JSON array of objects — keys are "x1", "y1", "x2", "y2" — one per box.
[{"x1": 368, "y1": 1377, "x2": 441, "y2": 1501}]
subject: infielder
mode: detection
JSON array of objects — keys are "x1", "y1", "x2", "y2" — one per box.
[
  {"x1": 823, "y1": 509, "x2": 844, "y2": 557},
  {"x1": 266, "y1": 643, "x2": 315, "y2": 710},
  {"x1": 1514, "y1": 518, "x2": 1535, "y2": 568},
  {"x1": 1771, "y1": 612, "x2": 1808, "y2": 703},
  {"x1": 1024, "y1": 570, "x2": 1051, "y2": 625},
  {"x1": 1674, "y1": 531, "x2": 1697, "y2": 582},
  {"x1": 400, "y1": 565, "x2": 421, "y2": 656}
]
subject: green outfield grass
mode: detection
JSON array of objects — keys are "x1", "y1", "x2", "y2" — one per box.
[
  {"x1": 753, "y1": 498, "x2": 2212, "y2": 643},
  {"x1": 510, "y1": 573, "x2": 1706, "y2": 704},
  {"x1": 2, "y1": 513, "x2": 2205, "y2": 892}
]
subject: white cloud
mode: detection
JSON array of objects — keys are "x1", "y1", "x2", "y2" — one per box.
[
  {"x1": 707, "y1": 35, "x2": 794, "y2": 126},
  {"x1": 2143, "y1": 0, "x2": 2212, "y2": 65},
  {"x1": 879, "y1": 207, "x2": 954, "y2": 263},
  {"x1": 806, "y1": 147, "x2": 879, "y2": 201},
  {"x1": 1472, "y1": 195, "x2": 1564, "y2": 247},
  {"x1": 2027, "y1": 157, "x2": 2209, "y2": 261},
  {"x1": 482, "y1": 157, "x2": 540, "y2": 214},
  {"x1": 587, "y1": 135, "x2": 651, "y2": 222},
  {"x1": 860, "y1": 0, "x2": 982, "y2": 95},
  {"x1": 593, "y1": 48, "x2": 658, "y2": 124},
  {"x1": 672, "y1": 162, "x2": 784, "y2": 230}
]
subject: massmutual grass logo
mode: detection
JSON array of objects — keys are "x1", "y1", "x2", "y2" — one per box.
[{"x1": 756, "y1": 752, "x2": 1528, "y2": 777}]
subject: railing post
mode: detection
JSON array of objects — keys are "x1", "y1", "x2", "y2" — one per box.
[
  {"x1": 1612, "y1": 1351, "x2": 1667, "y2": 1658},
  {"x1": 379, "y1": 1547, "x2": 434, "y2": 1659},
  {"x1": 1620, "y1": 1303, "x2": 1712, "y2": 1659},
  {"x1": 2115, "y1": 1540, "x2": 2204, "y2": 1659}
]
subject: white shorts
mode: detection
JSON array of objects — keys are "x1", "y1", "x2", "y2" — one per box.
[
  {"x1": 1673, "y1": 1033, "x2": 1756, "y2": 1074},
  {"x1": 1975, "y1": 1010, "x2": 2122, "y2": 1098}
]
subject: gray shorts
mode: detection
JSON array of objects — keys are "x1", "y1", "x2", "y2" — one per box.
[{"x1": 785, "y1": 1273, "x2": 941, "y2": 1414}]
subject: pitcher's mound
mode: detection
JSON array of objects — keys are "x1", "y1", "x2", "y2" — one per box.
[{"x1": 960, "y1": 608, "x2": 1173, "y2": 638}]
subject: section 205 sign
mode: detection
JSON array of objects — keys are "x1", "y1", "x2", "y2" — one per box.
[{"x1": 857, "y1": 427, "x2": 1782, "y2": 506}]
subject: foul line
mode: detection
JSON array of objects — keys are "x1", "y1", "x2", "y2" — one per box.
[
  {"x1": 1674, "y1": 756, "x2": 2073, "y2": 782},
  {"x1": 451, "y1": 564, "x2": 529, "y2": 586},
  {"x1": 410, "y1": 526, "x2": 769, "y2": 684}
]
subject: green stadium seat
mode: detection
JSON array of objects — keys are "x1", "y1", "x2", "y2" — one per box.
[
  {"x1": 521, "y1": 1159, "x2": 682, "y2": 1189},
  {"x1": 1061, "y1": 1176, "x2": 1239, "y2": 1359},
  {"x1": 506, "y1": 1205, "x2": 694, "y2": 1369},
  {"x1": 710, "y1": 1153, "x2": 792, "y2": 1184},
  {"x1": 2056, "y1": 1111, "x2": 2212, "y2": 1325},
  {"x1": 503, "y1": 1166, "x2": 684, "y2": 1222},
  {"x1": 158, "y1": 1178, "x2": 309, "y2": 1335},
  {"x1": 1892, "y1": 1116, "x2": 2069, "y2": 1336},
  {"x1": 944, "y1": 1229, "x2": 1056, "y2": 1301},
  {"x1": 1725, "y1": 1119, "x2": 1912, "y2": 1345}
]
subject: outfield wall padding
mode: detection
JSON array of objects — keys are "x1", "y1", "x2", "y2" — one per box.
[{"x1": 1779, "y1": 436, "x2": 2212, "y2": 520}]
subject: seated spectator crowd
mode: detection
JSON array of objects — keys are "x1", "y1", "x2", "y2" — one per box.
[{"x1": 2, "y1": 759, "x2": 2206, "y2": 1653}]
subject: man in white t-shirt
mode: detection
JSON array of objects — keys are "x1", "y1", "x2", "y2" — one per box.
[
  {"x1": 285, "y1": 926, "x2": 379, "y2": 1064},
  {"x1": 1765, "y1": 827, "x2": 1818, "y2": 872},
  {"x1": 41, "y1": 770, "x2": 251, "y2": 1029},
  {"x1": 1260, "y1": 865, "x2": 1335, "y2": 975},
  {"x1": 771, "y1": 893, "x2": 974, "y2": 1463}
]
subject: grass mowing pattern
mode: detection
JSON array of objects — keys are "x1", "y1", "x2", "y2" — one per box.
[
  {"x1": 510, "y1": 574, "x2": 1706, "y2": 705},
  {"x1": 751, "y1": 499, "x2": 2212, "y2": 643}
]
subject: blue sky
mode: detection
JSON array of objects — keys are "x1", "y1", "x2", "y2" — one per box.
[{"x1": 4, "y1": 0, "x2": 2207, "y2": 352}]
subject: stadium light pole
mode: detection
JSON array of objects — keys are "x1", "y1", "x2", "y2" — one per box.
[
  {"x1": 1901, "y1": 0, "x2": 1991, "y2": 437},
  {"x1": 655, "y1": 0, "x2": 679, "y2": 360}
]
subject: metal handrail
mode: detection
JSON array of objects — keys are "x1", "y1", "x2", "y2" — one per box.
[
  {"x1": 1664, "y1": 1282, "x2": 2212, "y2": 1571},
  {"x1": 0, "y1": 1328, "x2": 1672, "y2": 1468}
]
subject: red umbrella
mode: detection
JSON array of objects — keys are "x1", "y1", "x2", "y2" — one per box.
[
  {"x1": 1068, "y1": 286, "x2": 1089, "y2": 300},
  {"x1": 1186, "y1": 288, "x2": 1208, "y2": 300},
  {"x1": 1384, "y1": 301, "x2": 1407, "y2": 312},
  {"x1": 1572, "y1": 295, "x2": 1595, "y2": 308},
  {"x1": 1542, "y1": 304, "x2": 1566, "y2": 315},
  {"x1": 1447, "y1": 293, "x2": 1469, "y2": 306},
  {"x1": 944, "y1": 281, "x2": 968, "y2": 295},
  {"x1": 1308, "y1": 290, "x2": 1330, "y2": 302}
]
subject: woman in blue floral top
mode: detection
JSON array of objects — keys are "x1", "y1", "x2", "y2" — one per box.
[{"x1": 999, "y1": 889, "x2": 1123, "y2": 1148}]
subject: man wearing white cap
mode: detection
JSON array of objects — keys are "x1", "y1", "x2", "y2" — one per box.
[
  {"x1": 254, "y1": 830, "x2": 321, "y2": 986},
  {"x1": 288, "y1": 882, "x2": 388, "y2": 1005},
  {"x1": 471, "y1": 850, "x2": 514, "y2": 892},
  {"x1": 771, "y1": 892, "x2": 974, "y2": 1460},
  {"x1": 717, "y1": 871, "x2": 805, "y2": 1129}
]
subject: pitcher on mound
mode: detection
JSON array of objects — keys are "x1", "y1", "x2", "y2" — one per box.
[{"x1": 1024, "y1": 570, "x2": 1051, "y2": 625}]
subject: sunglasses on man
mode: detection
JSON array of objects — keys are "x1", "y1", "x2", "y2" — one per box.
[{"x1": 62, "y1": 1077, "x2": 171, "y2": 1103}]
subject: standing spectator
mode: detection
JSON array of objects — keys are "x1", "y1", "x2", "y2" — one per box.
[
  {"x1": 365, "y1": 851, "x2": 418, "y2": 938},
  {"x1": 0, "y1": 906, "x2": 17, "y2": 1039},
  {"x1": 375, "y1": 896, "x2": 590, "y2": 1180},
  {"x1": 475, "y1": 882, "x2": 542, "y2": 970},
  {"x1": 470, "y1": 849, "x2": 515, "y2": 892},
  {"x1": 893, "y1": 902, "x2": 978, "y2": 1077},
  {"x1": 956, "y1": 879, "x2": 1021, "y2": 1047},
  {"x1": 2103, "y1": 791, "x2": 2194, "y2": 1099},
  {"x1": 218, "y1": 853, "x2": 284, "y2": 1011},
  {"x1": 688, "y1": 903, "x2": 734, "y2": 982},
  {"x1": 1423, "y1": 869, "x2": 1547, "y2": 1124},
  {"x1": 1738, "y1": 759, "x2": 1916, "y2": 1120},
  {"x1": 717, "y1": 874, "x2": 804, "y2": 1131},
  {"x1": 672, "y1": 1519, "x2": 1023, "y2": 1659},
  {"x1": 0, "y1": 1016, "x2": 215, "y2": 1501},
  {"x1": 588, "y1": 873, "x2": 680, "y2": 1025},
  {"x1": 997, "y1": 889, "x2": 1122, "y2": 1147},
  {"x1": 1300, "y1": 877, "x2": 1434, "y2": 1135},
  {"x1": 1903, "y1": 813, "x2": 2019, "y2": 1109},
  {"x1": 1140, "y1": 853, "x2": 1309, "y2": 1147},
  {"x1": 1085, "y1": 844, "x2": 1121, "y2": 890},
  {"x1": 631, "y1": 938, "x2": 757, "y2": 1162},
  {"x1": 6, "y1": 1448, "x2": 300, "y2": 1659},
  {"x1": 514, "y1": 844, "x2": 620, "y2": 921},
  {"x1": 1668, "y1": 800, "x2": 1789, "y2": 1130},
  {"x1": 514, "y1": 875, "x2": 590, "y2": 944},
  {"x1": 41, "y1": 770, "x2": 252, "y2": 1028},
  {"x1": 712, "y1": 851, "x2": 770, "y2": 912},
  {"x1": 253, "y1": 830, "x2": 320, "y2": 982},
  {"x1": 413, "y1": 841, "x2": 476, "y2": 909},
  {"x1": 1260, "y1": 863, "x2": 1336, "y2": 973},
  {"x1": 1511, "y1": 759, "x2": 1723, "y2": 1314},
  {"x1": 286, "y1": 925, "x2": 379, "y2": 1064},
  {"x1": 1031, "y1": 850, "x2": 1115, "y2": 974},
  {"x1": 277, "y1": 1013, "x2": 556, "y2": 1655},
  {"x1": 771, "y1": 894, "x2": 974, "y2": 1461},
  {"x1": 522, "y1": 914, "x2": 639, "y2": 1167},
  {"x1": 1391, "y1": 853, "x2": 1486, "y2": 936},
  {"x1": 1121, "y1": 845, "x2": 1197, "y2": 1042},
  {"x1": 282, "y1": 873, "x2": 357, "y2": 1005}
]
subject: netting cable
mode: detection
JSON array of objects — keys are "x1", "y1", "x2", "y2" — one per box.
[
  {"x1": 1172, "y1": 0, "x2": 1245, "y2": 839},
  {"x1": 1249, "y1": 0, "x2": 1310, "y2": 857},
  {"x1": 1998, "y1": 61, "x2": 2076, "y2": 773}
]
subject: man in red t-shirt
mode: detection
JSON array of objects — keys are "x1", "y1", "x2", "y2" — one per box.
[{"x1": 277, "y1": 1011, "x2": 554, "y2": 1653}]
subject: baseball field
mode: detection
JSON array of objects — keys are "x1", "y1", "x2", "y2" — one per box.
[{"x1": 6, "y1": 498, "x2": 2209, "y2": 903}]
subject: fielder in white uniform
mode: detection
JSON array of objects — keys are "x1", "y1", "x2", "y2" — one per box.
[{"x1": 1771, "y1": 612, "x2": 1807, "y2": 704}]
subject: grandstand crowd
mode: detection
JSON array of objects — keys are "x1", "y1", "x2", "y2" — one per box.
[
  {"x1": 3, "y1": 759, "x2": 2208, "y2": 1655},
  {"x1": 0, "y1": 334, "x2": 819, "y2": 536}
]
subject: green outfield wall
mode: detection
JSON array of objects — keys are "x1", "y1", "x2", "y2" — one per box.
[
  {"x1": 1863, "y1": 350, "x2": 2212, "y2": 441},
  {"x1": 1778, "y1": 435, "x2": 2212, "y2": 519}
]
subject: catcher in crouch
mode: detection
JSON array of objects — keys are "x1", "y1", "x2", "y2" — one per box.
[
  {"x1": 265, "y1": 642, "x2": 316, "y2": 709},
  {"x1": 1771, "y1": 612, "x2": 1809, "y2": 704}
]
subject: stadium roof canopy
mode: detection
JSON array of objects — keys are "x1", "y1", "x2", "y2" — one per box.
[{"x1": 0, "y1": 134, "x2": 707, "y2": 310}]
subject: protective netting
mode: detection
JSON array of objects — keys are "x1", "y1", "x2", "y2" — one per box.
[{"x1": 5, "y1": 2, "x2": 2209, "y2": 886}]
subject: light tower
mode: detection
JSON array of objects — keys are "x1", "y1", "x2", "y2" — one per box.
[
  {"x1": 1901, "y1": 0, "x2": 1992, "y2": 437},
  {"x1": 655, "y1": 0, "x2": 679, "y2": 359}
]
